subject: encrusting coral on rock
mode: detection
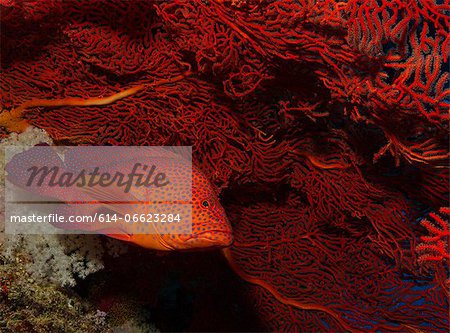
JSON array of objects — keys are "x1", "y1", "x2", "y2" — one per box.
[{"x1": 0, "y1": 250, "x2": 109, "y2": 333}]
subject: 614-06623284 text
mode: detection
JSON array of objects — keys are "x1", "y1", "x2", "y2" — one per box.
[{"x1": 9, "y1": 213, "x2": 183, "y2": 224}]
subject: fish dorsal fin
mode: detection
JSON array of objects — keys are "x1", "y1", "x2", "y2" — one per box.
[{"x1": 63, "y1": 146, "x2": 187, "y2": 171}]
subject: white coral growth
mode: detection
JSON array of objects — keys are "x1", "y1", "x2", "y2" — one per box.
[
  {"x1": 6, "y1": 234, "x2": 105, "y2": 287},
  {"x1": 0, "y1": 126, "x2": 54, "y2": 241},
  {"x1": 1, "y1": 126, "x2": 127, "y2": 286}
]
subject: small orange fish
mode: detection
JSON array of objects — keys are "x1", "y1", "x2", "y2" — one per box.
[{"x1": 6, "y1": 146, "x2": 233, "y2": 250}]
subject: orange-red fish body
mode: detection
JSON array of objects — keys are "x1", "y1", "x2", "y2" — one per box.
[{"x1": 6, "y1": 146, "x2": 233, "y2": 250}]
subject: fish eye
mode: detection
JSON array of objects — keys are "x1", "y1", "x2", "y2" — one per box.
[{"x1": 202, "y1": 200, "x2": 209, "y2": 208}]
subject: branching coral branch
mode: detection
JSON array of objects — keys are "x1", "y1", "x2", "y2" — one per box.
[
  {"x1": 221, "y1": 247, "x2": 353, "y2": 332},
  {"x1": 417, "y1": 208, "x2": 450, "y2": 265},
  {"x1": 417, "y1": 207, "x2": 450, "y2": 293},
  {"x1": 0, "y1": 71, "x2": 192, "y2": 133}
]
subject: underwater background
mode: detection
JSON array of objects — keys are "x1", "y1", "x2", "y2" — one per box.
[{"x1": 0, "y1": 0, "x2": 449, "y2": 332}]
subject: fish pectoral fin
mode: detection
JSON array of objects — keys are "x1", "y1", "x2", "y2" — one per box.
[
  {"x1": 106, "y1": 233, "x2": 132, "y2": 242},
  {"x1": 76, "y1": 182, "x2": 146, "y2": 219},
  {"x1": 77, "y1": 180, "x2": 139, "y2": 204},
  {"x1": 96, "y1": 227, "x2": 132, "y2": 242}
]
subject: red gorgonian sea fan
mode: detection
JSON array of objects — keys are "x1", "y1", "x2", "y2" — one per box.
[
  {"x1": 417, "y1": 207, "x2": 450, "y2": 292},
  {"x1": 0, "y1": 0, "x2": 449, "y2": 331}
]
